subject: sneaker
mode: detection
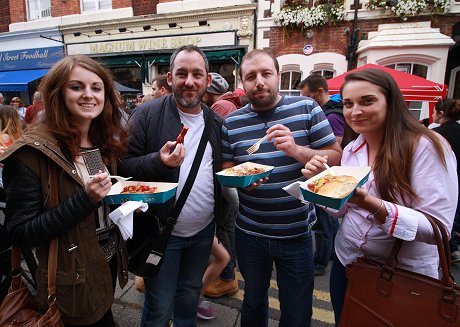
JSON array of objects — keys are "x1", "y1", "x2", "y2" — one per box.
[
  {"x1": 203, "y1": 277, "x2": 239, "y2": 298},
  {"x1": 451, "y1": 251, "x2": 460, "y2": 263},
  {"x1": 134, "y1": 276, "x2": 145, "y2": 293},
  {"x1": 197, "y1": 300, "x2": 216, "y2": 320}
]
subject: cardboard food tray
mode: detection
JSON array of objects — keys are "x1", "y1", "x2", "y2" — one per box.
[
  {"x1": 300, "y1": 166, "x2": 371, "y2": 210},
  {"x1": 104, "y1": 181, "x2": 178, "y2": 204},
  {"x1": 216, "y1": 162, "x2": 275, "y2": 188}
]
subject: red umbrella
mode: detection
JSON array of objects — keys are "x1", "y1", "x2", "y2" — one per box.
[{"x1": 327, "y1": 63, "x2": 447, "y2": 103}]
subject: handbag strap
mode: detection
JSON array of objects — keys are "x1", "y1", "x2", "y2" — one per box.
[
  {"x1": 383, "y1": 215, "x2": 455, "y2": 291},
  {"x1": 166, "y1": 111, "x2": 213, "y2": 229}
]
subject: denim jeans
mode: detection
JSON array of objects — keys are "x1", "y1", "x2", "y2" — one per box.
[
  {"x1": 330, "y1": 256, "x2": 347, "y2": 327},
  {"x1": 235, "y1": 229, "x2": 314, "y2": 327},
  {"x1": 141, "y1": 221, "x2": 215, "y2": 327},
  {"x1": 313, "y1": 206, "x2": 340, "y2": 271}
]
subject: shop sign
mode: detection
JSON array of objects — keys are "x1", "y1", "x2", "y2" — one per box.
[
  {"x1": 67, "y1": 31, "x2": 237, "y2": 55},
  {"x1": 0, "y1": 46, "x2": 64, "y2": 71}
]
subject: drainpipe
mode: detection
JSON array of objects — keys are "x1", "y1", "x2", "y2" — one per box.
[{"x1": 346, "y1": 0, "x2": 361, "y2": 71}]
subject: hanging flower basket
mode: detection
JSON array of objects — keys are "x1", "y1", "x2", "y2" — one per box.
[
  {"x1": 366, "y1": 0, "x2": 452, "y2": 20},
  {"x1": 273, "y1": 0, "x2": 346, "y2": 30}
]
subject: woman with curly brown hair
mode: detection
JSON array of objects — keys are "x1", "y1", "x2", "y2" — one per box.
[{"x1": 0, "y1": 55, "x2": 129, "y2": 326}]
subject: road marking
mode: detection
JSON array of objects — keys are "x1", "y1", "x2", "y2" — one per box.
[{"x1": 234, "y1": 271, "x2": 335, "y2": 324}]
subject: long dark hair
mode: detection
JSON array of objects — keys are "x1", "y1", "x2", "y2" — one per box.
[
  {"x1": 40, "y1": 55, "x2": 127, "y2": 163},
  {"x1": 341, "y1": 69, "x2": 447, "y2": 205}
]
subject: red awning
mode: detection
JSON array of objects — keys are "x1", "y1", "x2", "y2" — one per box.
[{"x1": 327, "y1": 64, "x2": 447, "y2": 103}]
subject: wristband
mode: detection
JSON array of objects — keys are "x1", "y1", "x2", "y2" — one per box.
[{"x1": 372, "y1": 200, "x2": 384, "y2": 216}]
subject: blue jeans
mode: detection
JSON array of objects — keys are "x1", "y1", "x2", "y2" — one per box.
[
  {"x1": 313, "y1": 206, "x2": 340, "y2": 271},
  {"x1": 141, "y1": 221, "x2": 215, "y2": 327},
  {"x1": 330, "y1": 256, "x2": 347, "y2": 327},
  {"x1": 236, "y1": 229, "x2": 314, "y2": 327}
]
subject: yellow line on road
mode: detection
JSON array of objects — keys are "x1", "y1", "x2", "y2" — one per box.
[{"x1": 235, "y1": 272, "x2": 334, "y2": 324}]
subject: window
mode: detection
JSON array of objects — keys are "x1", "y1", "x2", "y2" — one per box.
[
  {"x1": 385, "y1": 63, "x2": 428, "y2": 79},
  {"x1": 27, "y1": 0, "x2": 51, "y2": 20},
  {"x1": 311, "y1": 69, "x2": 335, "y2": 80},
  {"x1": 280, "y1": 71, "x2": 302, "y2": 96},
  {"x1": 81, "y1": 0, "x2": 112, "y2": 12},
  {"x1": 385, "y1": 63, "x2": 428, "y2": 119}
]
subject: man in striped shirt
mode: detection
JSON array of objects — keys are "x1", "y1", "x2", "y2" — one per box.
[{"x1": 221, "y1": 49, "x2": 342, "y2": 327}]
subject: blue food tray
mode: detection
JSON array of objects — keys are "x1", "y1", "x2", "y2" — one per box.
[
  {"x1": 104, "y1": 181, "x2": 178, "y2": 204},
  {"x1": 216, "y1": 163, "x2": 274, "y2": 188},
  {"x1": 300, "y1": 166, "x2": 371, "y2": 210}
]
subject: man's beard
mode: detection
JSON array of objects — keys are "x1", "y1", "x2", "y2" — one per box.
[
  {"x1": 248, "y1": 88, "x2": 278, "y2": 111},
  {"x1": 173, "y1": 86, "x2": 205, "y2": 109}
]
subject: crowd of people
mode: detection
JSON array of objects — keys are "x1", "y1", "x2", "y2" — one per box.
[{"x1": 0, "y1": 45, "x2": 458, "y2": 327}]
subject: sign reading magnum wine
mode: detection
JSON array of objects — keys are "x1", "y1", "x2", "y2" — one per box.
[
  {"x1": 0, "y1": 46, "x2": 64, "y2": 71},
  {"x1": 67, "y1": 31, "x2": 237, "y2": 55}
]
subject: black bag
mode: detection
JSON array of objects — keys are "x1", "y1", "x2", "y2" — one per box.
[{"x1": 126, "y1": 113, "x2": 212, "y2": 277}]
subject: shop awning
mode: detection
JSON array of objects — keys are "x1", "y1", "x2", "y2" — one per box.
[{"x1": 0, "y1": 69, "x2": 49, "y2": 92}]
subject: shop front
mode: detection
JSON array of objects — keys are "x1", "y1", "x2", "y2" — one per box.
[
  {"x1": 66, "y1": 30, "x2": 246, "y2": 95},
  {"x1": 0, "y1": 46, "x2": 64, "y2": 105}
]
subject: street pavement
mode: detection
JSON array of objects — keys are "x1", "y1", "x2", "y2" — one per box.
[
  {"x1": 113, "y1": 260, "x2": 460, "y2": 327},
  {"x1": 113, "y1": 269, "x2": 334, "y2": 327}
]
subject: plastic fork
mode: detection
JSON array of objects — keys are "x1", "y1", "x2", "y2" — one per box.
[
  {"x1": 247, "y1": 134, "x2": 268, "y2": 155},
  {"x1": 323, "y1": 163, "x2": 336, "y2": 176},
  {"x1": 90, "y1": 175, "x2": 132, "y2": 182}
]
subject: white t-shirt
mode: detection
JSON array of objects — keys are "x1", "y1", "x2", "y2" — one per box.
[{"x1": 172, "y1": 110, "x2": 214, "y2": 237}]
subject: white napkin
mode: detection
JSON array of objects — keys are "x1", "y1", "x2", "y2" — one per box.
[
  {"x1": 109, "y1": 201, "x2": 149, "y2": 240},
  {"x1": 282, "y1": 181, "x2": 311, "y2": 205}
]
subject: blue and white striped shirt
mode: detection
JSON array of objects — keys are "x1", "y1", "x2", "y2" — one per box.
[{"x1": 221, "y1": 96, "x2": 336, "y2": 238}]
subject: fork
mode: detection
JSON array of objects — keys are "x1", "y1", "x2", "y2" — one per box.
[
  {"x1": 90, "y1": 175, "x2": 133, "y2": 182},
  {"x1": 247, "y1": 134, "x2": 268, "y2": 155},
  {"x1": 323, "y1": 163, "x2": 336, "y2": 176}
]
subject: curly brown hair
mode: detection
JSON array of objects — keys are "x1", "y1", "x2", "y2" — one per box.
[{"x1": 39, "y1": 55, "x2": 127, "y2": 163}]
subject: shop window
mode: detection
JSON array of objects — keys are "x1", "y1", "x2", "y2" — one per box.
[
  {"x1": 81, "y1": 0, "x2": 112, "y2": 12},
  {"x1": 280, "y1": 71, "x2": 302, "y2": 96},
  {"x1": 26, "y1": 0, "x2": 51, "y2": 20},
  {"x1": 110, "y1": 66, "x2": 141, "y2": 92}
]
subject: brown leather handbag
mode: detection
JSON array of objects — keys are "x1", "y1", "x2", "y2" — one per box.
[
  {"x1": 0, "y1": 165, "x2": 63, "y2": 327},
  {"x1": 340, "y1": 216, "x2": 460, "y2": 327}
]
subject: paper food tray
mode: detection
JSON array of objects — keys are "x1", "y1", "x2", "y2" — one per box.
[
  {"x1": 104, "y1": 181, "x2": 178, "y2": 204},
  {"x1": 216, "y1": 162, "x2": 274, "y2": 188},
  {"x1": 300, "y1": 166, "x2": 371, "y2": 210}
]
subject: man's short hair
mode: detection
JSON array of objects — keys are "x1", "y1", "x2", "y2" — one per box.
[
  {"x1": 299, "y1": 74, "x2": 329, "y2": 93},
  {"x1": 239, "y1": 49, "x2": 279, "y2": 80},
  {"x1": 170, "y1": 45, "x2": 209, "y2": 74},
  {"x1": 153, "y1": 74, "x2": 172, "y2": 93}
]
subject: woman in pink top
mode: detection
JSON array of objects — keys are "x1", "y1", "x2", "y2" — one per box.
[{"x1": 302, "y1": 69, "x2": 458, "y2": 326}]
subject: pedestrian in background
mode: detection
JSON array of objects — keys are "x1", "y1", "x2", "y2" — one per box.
[
  {"x1": 432, "y1": 98, "x2": 460, "y2": 263},
  {"x1": 302, "y1": 69, "x2": 457, "y2": 326},
  {"x1": 151, "y1": 74, "x2": 172, "y2": 99},
  {"x1": 24, "y1": 91, "x2": 44, "y2": 126},
  {"x1": 119, "y1": 45, "x2": 224, "y2": 327},
  {"x1": 0, "y1": 104, "x2": 23, "y2": 303},
  {"x1": 222, "y1": 49, "x2": 342, "y2": 327},
  {"x1": 1, "y1": 55, "x2": 129, "y2": 326},
  {"x1": 299, "y1": 74, "x2": 344, "y2": 276},
  {"x1": 10, "y1": 97, "x2": 27, "y2": 122}
]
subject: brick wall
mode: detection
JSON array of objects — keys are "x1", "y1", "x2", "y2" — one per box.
[
  {"x1": 269, "y1": 16, "x2": 458, "y2": 61},
  {"x1": 0, "y1": 0, "x2": 10, "y2": 32},
  {"x1": 51, "y1": 0, "x2": 80, "y2": 17},
  {"x1": 9, "y1": 0, "x2": 27, "y2": 23},
  {"x1": 114, "y1": 0, "x2": 132, "y2": 9},
  {"x1": 132, "y1": 0, "x2": 159, "y2": 15}
]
